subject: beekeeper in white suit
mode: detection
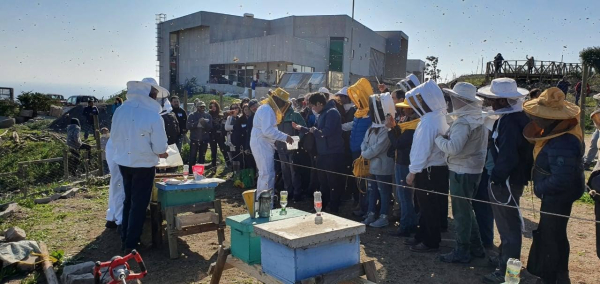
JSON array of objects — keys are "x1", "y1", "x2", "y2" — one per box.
[
  {"x1": 250, "y1": 88, "x2": 294, "y2": 199},
  {"x1": 111, "y1": 77, "x2": 169, "y2": 252},
  {"x1": 105, "y1": 138, "x2": 124, "y2": 229},
  {"x1": 404, "y1": 80, "x2": 451, "y2": 253}
]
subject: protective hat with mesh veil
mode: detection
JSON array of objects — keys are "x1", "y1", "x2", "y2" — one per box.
[
  {"x1": 396, "y1": 74, "x2": 421, "y2": 92},
  {"x1": 477, "y1": 78, "x2": 528, "y2": 99}
]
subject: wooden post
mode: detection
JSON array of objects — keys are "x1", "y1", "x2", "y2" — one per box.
[
  {"x1": 63, "y1": 148, "x2": 69, "y2": 180},
  {"x1": 210, "y1": 246, "x2": 231, "y2": 284},
  {"x1": 93, "y1": 115, "x2": 104, "y2": 176},
  {"x1": 580, "y1": 63, "x2": 590, "y2": 134},
  {"x1": 219, "y1": 92, "x2": 224, "y2": 108},
  {"x1": 39, "y1": 242, "x2": 59, "y2": 284},
  {"x1": 18, "y1": 163, "x2": 27, "y2": 197}
]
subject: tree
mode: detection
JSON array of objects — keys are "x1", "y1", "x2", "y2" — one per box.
[{"x1": 424, "y1": 56, "x2": 441, "y2": 82}]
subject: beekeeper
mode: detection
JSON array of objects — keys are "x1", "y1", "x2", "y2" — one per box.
[
  {"x1": 434, "y1": 82, "x2": 488, "y2": 263},
  {"x1": 404, "y1": 80, "x2": 450, "y2": 253},
  {"x1": 111, "y1": 77, "x2": 169, "y2": 252},
  {"x1": 250, "y1": 88, "x2": 294, "y2": 198},
  {"x1": 105, "y1": 138, "x2": 123, "y2": 229}
]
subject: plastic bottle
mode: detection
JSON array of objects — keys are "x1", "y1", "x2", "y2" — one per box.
[
  {"x1": 505, "y1": 258, "x2": 522, "y2": 284},
  {"x1": 314, "y1": 191, "x2": 323, "y2": 224}
]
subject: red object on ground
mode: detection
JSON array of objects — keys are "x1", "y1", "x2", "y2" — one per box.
[
  {"x1": 93, "y1": 250, "x2": 147, "y2": 284},
  {"x1": 192, "y1": 164, "x2": 205, "y2": 176}
]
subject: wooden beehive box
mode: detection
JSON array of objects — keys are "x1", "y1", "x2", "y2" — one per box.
[{"x1": 254, "y1": 214, "x2": 365, "y2": 284}]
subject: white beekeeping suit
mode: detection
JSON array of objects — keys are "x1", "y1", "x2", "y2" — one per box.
[
  {"x1": 250, "y1": 89, "x2": 291, "y2": 199},
  {"x1": 105, "y1": 138, "x2": 124, "y2": 225},
  {"x1": 406, "y1": 80, "x2": 450, "y2": 175}
]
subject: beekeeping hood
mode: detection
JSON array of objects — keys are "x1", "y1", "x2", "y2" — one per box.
[
  {"x1": 443, "y1": 82, "x2": 485, "y2": 128},
  {"x1": 406, "y1": 80, "x2": 447, "y2": 117},
  {"x1": 368, "y1": 93, "x2": 396, "y2": 127},
  {"x1": 347, "y1": 78, "x2": 373, "y2": 118},
  {"x1": 396, "y1": 74, "x2": 421, "y2": 93}
]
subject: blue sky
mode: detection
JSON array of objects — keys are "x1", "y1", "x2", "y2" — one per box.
[{"x1": 1, "y1": 0, "x2": 598, "y2": 98}]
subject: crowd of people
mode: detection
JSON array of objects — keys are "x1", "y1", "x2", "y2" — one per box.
[{"x1": 93, "y1": 74, "x2": 596, "y2": 284}]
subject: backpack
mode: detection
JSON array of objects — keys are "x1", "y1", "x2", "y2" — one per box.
[{"x1": 162, "y1": 112, "x2": 180, "y2": 145}]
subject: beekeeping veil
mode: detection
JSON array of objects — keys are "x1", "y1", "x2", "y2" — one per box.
[
  {"x1": 396, "y1": 74, "x2": 421, "y2": 93},
  {"x1": 406, "y1": 80, "x2": 447, "y2": 117},
  {"x1": 347, "y1": 78, "x2": 373, "y2": 118},
  {"x1": 443, "y1": 82, "x2": 485, "y2": 128},
  {"x1": 477, "y1": 78, "x2": 528, "y2": 116},
  {"x1": 368, "y1": 92, "x2": 396, "y2": 127}
]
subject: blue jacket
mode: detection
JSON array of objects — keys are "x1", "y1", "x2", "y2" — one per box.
[
  {"x1": 532, "y1": 133, "x2": 584, "y2": 203},
  {"x1": 490, "y1": 111, "x2": 533, "y2": 186},
  {"x1": 350, "y1": 117, "x2": 372, "y2": 153},
  {"x1": 300, "y1": 100, "x2": 344, "y2": 155}
]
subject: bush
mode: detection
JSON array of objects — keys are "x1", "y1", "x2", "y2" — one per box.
[
  {"x1": 17, "y1": 92, "x2": 52, "y2": 115},
  {"x1": 580, "y1": 47, "x2": 600, "y2": 73},
  {"x1": 0, "y1": 100, "x2": 19, "y2": 117}
]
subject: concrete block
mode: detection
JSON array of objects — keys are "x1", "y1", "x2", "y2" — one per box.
[
  {"x1": 34, "y1": 194, "x2": 62, "y2": 204},
  {"x1": 0, "y1": 203, "x2": 18, "y2": 219},
  {"x1": 4, "y1": 226, "x2": 26, "y2": 242},
  {"x1": 19, "y1": 110, "x2": 34, "y2": 118},
  {"x1": 61, "y1": 261, "x2": 95, "y2": 283},
  {"x1": 66, "y1": 273, "x2": 95, "y2": 284}
]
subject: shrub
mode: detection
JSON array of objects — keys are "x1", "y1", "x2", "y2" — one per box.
[
  {"x1": 580, "y1": 47, "x2": 600, "y2": 73},
  {"x1": 17, "y1": 92, "x2": 52, "y2": 115},
  {"x1": 0, "y1": 100, "x2": 19, "y2": 117}
]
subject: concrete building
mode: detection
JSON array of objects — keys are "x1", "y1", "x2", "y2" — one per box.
[
  {"x1": 157, "y1": 11, "x2": 408, "y2": 94},
  {"x1": 406, "y1": 59, "x2": 426, "y2": 83}
]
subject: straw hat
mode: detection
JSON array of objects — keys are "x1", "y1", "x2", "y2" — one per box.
[
  {"x1": 395, "y1": 98, "x2": 412, "y2": 108},
  {"x1": 523, "y1": 87, "x2": 580, "y2": 120},
  {"x1": 271, "y1": 88, "x2": 290, "y2": 101},
  {"x1": 477, "y1": 78, "x2": 528, "y2": 99},
  {"x1": 443, "y1": 82, "x2": 482, "y2": 102}
]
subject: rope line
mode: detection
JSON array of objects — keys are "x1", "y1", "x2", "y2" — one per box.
[{"x1": 273, "y1": 158, "x2": 600, "y2": 224}]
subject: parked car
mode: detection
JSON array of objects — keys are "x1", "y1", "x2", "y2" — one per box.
[
  {"x1": 45, "y1": 94, "x2": 67, "y2": 105},
  {"x1": 66, "y1": 95, "x2": 99, "y2": 106}
]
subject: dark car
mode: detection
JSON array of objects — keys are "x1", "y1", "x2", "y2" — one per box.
[
  {"x1": 45, "y1": 94, "x2": 67, "y2": 105},
  {"x1": 66, "y1": 95, "x2": 99, "y2": 106}
]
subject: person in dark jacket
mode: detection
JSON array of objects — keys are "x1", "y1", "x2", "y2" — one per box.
[
  {"x1": 276, "y1": 105, "x2": 306, "y2": 200},
  {"x1": 478, "y1": 78, "x2": 533, "y2": 284},
  {"x1": 386, "y1": 99, "x2": 419, "y2": 236},
  {"x1": 298, "y1": 94, "x2": 320, "y2": 198},
  {"x1": 494, "y1": 53, "x2": 504, "y2": 75},
  {"x1": 159, "y1": 98, "x2": 180, "y2": 146},
  {"x1": 293, "y1": 92, "x2": 345, "y2": 213},
  {"x1": 82, "y1": 100, "x2": 99, "y2": 140},
  {"x1": 186, "y1": 101, "x2": 212, "y2": 170},
  {"x1": 112, "y1": 97, "x2": 123, "y2": 115},
  {"x1": 208, "y1": 100, "x2": 230, "y2": 170},
  {"x1": 556, "y1": 77, "x2": 570, "y2": 96},
  {"x1": 170, "y1": 96, "x2": 187, "y2": 151},
  {"x1": 232, "y1": 104, "x2": 254, "y2": 169},
  {"x1": 523, "y1": 88, "x2": 583, "y2": 284}
]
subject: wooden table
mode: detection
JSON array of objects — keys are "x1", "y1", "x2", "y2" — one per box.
[
  {"x1": 208, "y1": 246, "x2": 378, "y2": 284},
  {"x1": 150, "y1": 182, "x2": 225, "y2": 259}
]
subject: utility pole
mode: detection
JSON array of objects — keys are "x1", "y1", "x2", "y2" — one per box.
[{"x1": 348, "y1": 0, "x2": 355, "y2": 85}]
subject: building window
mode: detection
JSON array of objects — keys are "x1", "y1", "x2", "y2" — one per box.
[
  {"x1": 169, "y1": 33, "x2": 179, "y2": 92},
  {"x1": 329, "y1": 38, "x2": 344, "y2": 72}
]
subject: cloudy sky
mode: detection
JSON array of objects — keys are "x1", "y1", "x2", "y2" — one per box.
[{"x1": 1, "y1": 0, "x2": 598, "y2": 98}]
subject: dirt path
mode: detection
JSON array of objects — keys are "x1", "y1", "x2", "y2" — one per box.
[{"x1": 9, "y1": 179, "x2": 597, "y2": 284}]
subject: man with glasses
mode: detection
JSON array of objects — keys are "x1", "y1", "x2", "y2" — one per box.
[{"x1": 170, "y1": 96, "x2": 188, "y2": 151}]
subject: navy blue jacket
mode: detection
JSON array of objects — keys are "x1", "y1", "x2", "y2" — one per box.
[
  {"x1": 300, "y1": 100, "x2": 344, "y2": 155},
  {"x1": 387, "y1": 126, "x2": 415, "y2": 166},
  {"x1": 532, "y1": 133, "x2": 584, "y2": 203},
  {"x1": 350, "y1": 117, "x2": 372, "y2": 153},
  {"x1": 490, "y1": 111, "x2": 533, "y2": 186}
]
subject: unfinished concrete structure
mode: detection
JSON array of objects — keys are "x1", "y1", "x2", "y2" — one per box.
[{"x1": 157, "y1": 11, "x2": 408, "y2": 93}]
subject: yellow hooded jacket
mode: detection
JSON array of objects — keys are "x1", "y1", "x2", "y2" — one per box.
[{"x1": 347, "y1": 78, "x2": 373, "y2": 118}]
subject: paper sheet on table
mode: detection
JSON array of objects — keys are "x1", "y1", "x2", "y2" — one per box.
[
  {"x1": 157, "y1": 144, "x2": 183, "y2": 168},
  {"x1": 182, "y1": 178, "x2": 226, "y2": 184}
]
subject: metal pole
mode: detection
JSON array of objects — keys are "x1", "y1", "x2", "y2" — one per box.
[
  {"x1": 348, "y1": 0, "x2": 355, "y2": 85},
  {"x1": 580, "y1": 64, "x2": 590, "y2": 134},
  {"x1": 93, "y1": 115, "x2": 104, "y2": 176}
]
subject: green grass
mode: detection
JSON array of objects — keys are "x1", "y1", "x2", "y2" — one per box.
[{"x1": 187, "y1": 93, "x2": 241, "y2": 109}]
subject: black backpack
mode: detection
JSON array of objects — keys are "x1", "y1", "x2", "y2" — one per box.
[{"x1": 162, "y1": 112, "x2": 180, "y2": 145}]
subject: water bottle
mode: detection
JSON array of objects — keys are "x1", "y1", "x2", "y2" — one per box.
[
  {"x1": 505, "y1": 258, "x2": 522, "y2": 284},
  {"x1": 314, "y1": 191, "x2": 323, "y2": 224}
]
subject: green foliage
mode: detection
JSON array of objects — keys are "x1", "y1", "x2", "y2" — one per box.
[
  {"x1": 188, "y1": 94, "x2": 241, "y2": 111},
  {"x1": 425, "y1": 56, "x2": 441, "y2": 82},
  {"x1": 578, "y1": 192, "x2": 595, "y2": 205},
  {"x1": 580, "y1": 46, "x2": 600, "y2": 73},
  {"x1": 105, "y1": 89, "x2": 126, "y2": 105},
  {"x1": 17, "y1": 91, "x2": 53, "y2": 113},
  {"x1": 50, "y1": 249, "x2": 65, "y2": 266},
  {"x1": 0, "y1": 100, "x2": 19, "y2": 117},
  {"x1": 173, "y1": 77, "x2": 202, "y2": 97}
]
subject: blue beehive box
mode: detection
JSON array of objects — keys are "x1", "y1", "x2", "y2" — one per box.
[
  {"x1": 254, "y1": 214, "x2": 365, "y2": 284},
  {"x1": 225, "y1": 208, "x2": 310, "y2": 265}
]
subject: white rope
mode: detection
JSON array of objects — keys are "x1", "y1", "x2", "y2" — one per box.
[{"x1": 274, "y1": 158, "x2": 600, "y2": 224}]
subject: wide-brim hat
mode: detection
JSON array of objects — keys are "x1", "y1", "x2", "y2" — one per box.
[
  {"x1": 318, "y1": 87, "x2": 330, "y2": 94},
  {"x1": 443, "y1": 82, "x2": 482, "y2": 102},
  {"x1": 136, "y1": 77, "x2": 169, "y2": 99},
  {"x1": 272, "y1": 87, "x2": 290, "y2": 101},
  {"x1": 395, "y1": 98, "x2": 412, "y2": 108},
  {"x1": 477, "y1": 78, "x2": 528, "y2": 99},
  {"x1": 523, "y1": 87, "x2": 580, "y2": 120}
]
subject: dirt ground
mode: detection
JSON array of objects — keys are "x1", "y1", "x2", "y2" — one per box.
[{"x1": 6, "y1": 175, "x2": 599, "y2": 284}]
